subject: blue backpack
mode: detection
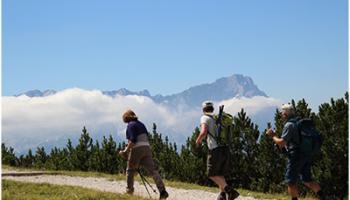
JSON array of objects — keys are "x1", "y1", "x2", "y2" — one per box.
[{"x1": 294, "y1": 118, "x2": 322, "y2": 157}]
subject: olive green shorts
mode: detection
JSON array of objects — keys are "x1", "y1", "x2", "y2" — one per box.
[{"x1": 207, "y1": 146, "x2": 230, "y2": 177}]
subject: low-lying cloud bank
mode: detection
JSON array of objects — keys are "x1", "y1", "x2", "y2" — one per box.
[{"x1": 2, "y1": 88, "x2": 282, "y2": 154}]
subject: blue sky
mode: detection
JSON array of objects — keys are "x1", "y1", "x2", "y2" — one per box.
[{"x1": 3, "y1": 0, "x2": 348, "y2": 110}]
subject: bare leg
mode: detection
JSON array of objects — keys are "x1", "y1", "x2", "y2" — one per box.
[
  {"x1": 304, "y1": 181, "x2": 321, "y2": 193},
  {"x1": 287, "y1": 184, "x2": 299, "y2": 198},
  {"x1": 209, "y1": 176, "x2": 227, "y2": 192}
]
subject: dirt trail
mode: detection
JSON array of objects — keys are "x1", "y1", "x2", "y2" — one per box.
[{"x1": 2, "y1": 171, "x2": 260, "y2": 200}]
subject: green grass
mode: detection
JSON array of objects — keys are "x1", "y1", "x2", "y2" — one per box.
[
  {"x1": 2, "y1": 165, "x2": 318, "y2": 200},
  {"x1": 2, "y1": 179, "x2": 151, "y2": 200}
]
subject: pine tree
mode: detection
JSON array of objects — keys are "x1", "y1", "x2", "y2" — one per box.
[
  {"x1": 228, "y1": 109, "x2": 261, "y2": 189},
  {"x1": 34, "y1": 147, "x2": 48, "y2": 169},
  {"x1": 46, "y1": 147, "x2": 70, "y2": 170},
  {"x1": 23, "y1": 149, "x2": 35, "y2": 168},
  {"x1": 66, "y1": 139, "x2": 75, "y2": 170},
  {"x1": 180, "y1": 127, "x2": 207, "y2": 184},
  {"x1": 2, "y1": 143, "x2": 17, "y2": 166},
  {"x1": 100, "y1": 135, "x2": 119, "y2": 174},
  {"x1": 74, "y1": 126, "x2": 93, "y2": 171},
  {"x1": 293, "y1": 99, "x2": 316, "y2": 119},
  {"x1": 313, "y1": 93, "x2": 348, "y2": 198},
  {"x1": 59, "y1": 147, "x2": 71, "y2": 170},
  {"x1": 89, "y1": 140, "x2": 101, "y2": 172}
]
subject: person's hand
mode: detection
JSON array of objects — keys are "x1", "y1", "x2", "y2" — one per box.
[
  {"x1": 118, "y1": 149, "x2": 128, "y2": 160},
  {"x1": 265, "y1": 128, "x2": 276, "y2": 138},
  {"x1": 118, "y1": 150, "x2": 124, "y2": 155}
]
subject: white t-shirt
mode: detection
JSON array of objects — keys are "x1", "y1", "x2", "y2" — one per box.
[{"x1": 200, "y1": 115, "x2": 218, "y2": 150}]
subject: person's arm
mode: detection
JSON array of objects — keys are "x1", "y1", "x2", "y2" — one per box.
[
  {"x1": 124, "y1": 140, "x2": 135, "y2": 152},
  {"x1": 272, "y1": 135, "x2": 286, "y2": 148},
  {"x1": 196, "y1": 123, "x2": 208, "y2": 146},
  {"x1": 120, "y1": 123, "x2": 136, "y2": 154},
  {"x1": 118, "y1": 139, "x2": 134, "y2": 159},
  {"x1": 266, "y1": 128, "x2": 286, "y2": 148}
]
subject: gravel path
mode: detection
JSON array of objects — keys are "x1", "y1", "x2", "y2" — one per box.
[{"x1": 2, "y1": 172, "x2": 260, "y2": 200}]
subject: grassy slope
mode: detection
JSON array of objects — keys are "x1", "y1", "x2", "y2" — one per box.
[{"x1": 2, "y1": 165, "x2": 317, "y2": 200}]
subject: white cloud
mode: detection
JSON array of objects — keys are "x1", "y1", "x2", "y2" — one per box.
[
  {"x1": 216, "y1": 96, "x2": 282, "y2": 117},
  {"x1": 2, "y1": 88, "x2": 282, "y2": 153}
]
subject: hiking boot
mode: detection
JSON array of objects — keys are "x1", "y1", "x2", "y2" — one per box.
[
  {"x1": 216, "y1": 192, "x2": 226, "y2": 200},
  {"x1": 126, "y1": 187, "x2": 134, "y2": 195},
  {"x1": 224, "y1": 186, "x2": 239, "y2": 200},
  {"x1": 159, "y1": 190, "x2": 169, "y2": 199},
  {"x1": 319, "y1": 196, "x2": 327, "y2": 200},
  {"x1": 317, "y1": 190, "x2": 326, "y2": 200}
]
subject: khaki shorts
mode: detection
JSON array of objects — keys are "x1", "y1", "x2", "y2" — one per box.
[
  {"x1": 127, "y1": 145, "x2": 156, "y2": 172},
  {"x1": 207, "y1": 146, "x2": 230, "y2": 177}
]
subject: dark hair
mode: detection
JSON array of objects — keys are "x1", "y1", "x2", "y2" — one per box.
[
  {"x1": 203, "y1": 106, "x2": 214, "y2": 113},
  {"x1": 122, "y1": 109, "x2": 138, "y2": 123}
]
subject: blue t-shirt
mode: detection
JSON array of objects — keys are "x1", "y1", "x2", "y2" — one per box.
[
  {"x1": 281, "y1": 118, "x2": 300, "y2": 151},
  {"x1": 126, "y1": 120, "x2": 148, "y2": 143}
]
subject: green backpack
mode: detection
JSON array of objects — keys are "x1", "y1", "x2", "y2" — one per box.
[{"x1": 206, "y1": 105, "x2": 233, "y2": 146}]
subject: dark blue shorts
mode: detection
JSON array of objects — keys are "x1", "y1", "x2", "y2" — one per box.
[{"x1": 285, "y1": 152, "x2": 313, "y2": 184}]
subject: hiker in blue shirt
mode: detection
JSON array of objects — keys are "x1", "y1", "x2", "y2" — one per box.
[
  {"x1": 119, "y1": 109, "x2": 169, "y2": 199},
  {"x1": 266, "y1": 104, "x2": 325, "y2": 200}
]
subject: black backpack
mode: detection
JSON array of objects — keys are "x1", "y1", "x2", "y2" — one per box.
[{"x1": 292, "y1": 118, "x2": 322, "y2": 157}]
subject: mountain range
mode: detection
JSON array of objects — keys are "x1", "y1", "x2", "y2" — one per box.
[
  {"x1": 15, "y1": 74, "x2": 267, "y2": 106},
  {"x1": 6, "y1": 74, "x2": 277, "y2": 154}
]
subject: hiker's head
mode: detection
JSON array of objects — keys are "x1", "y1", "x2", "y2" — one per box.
[
  {"x1": 281, "y1": 103, "x2": 295, "y2": 120},
  {"x1": 122, "y1": 109, "x2": 138, "y2": 123},
  {"x1": 202, "y1": 101, "x2": 214, "y2": 114}
]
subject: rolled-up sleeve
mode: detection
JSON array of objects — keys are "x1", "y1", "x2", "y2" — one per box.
[
  {"x1": 200, "y1": 116, "x2": 209, "y2": 125},
  {"x1": 281, "y1": 122, "x2": 295, "y2": 142}
]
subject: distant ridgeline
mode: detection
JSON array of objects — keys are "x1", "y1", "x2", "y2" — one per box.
[
  {"x1": 14, "y1": 74, "x2": 267, "y2": 107},
  {"x1": 3, "y1": 93, "x2": 348, "y2": 199}
]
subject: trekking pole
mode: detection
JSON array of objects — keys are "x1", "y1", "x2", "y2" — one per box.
[
  {"x1": 256, "y1": 122, "x2": 272, "y2": 144},
  {"x1": 139, "y1": 169, "x2": 157, "y2": 193},
  {"x1": 139, "y1": 171, "x2": 152, "y2": 199},
  {"x1": 137, "y1": 169, "x2": 157, "y2": 198},
  {"x1": 118, "y1": 151, "x2": 153, "y2": 198},
  {"x1": 256, "y1": 131, "x2": 264, "y2": 144},
  {"x1": 217, "y1": 105, "x2": 224, "y2": 139}
]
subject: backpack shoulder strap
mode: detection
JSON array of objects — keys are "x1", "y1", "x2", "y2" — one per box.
[
  {"x1": 204, "y1": 114, "x2": 214, "y2": 119},
  {"x1": 203, "y1": 114, "x2": 220, "y2": 143},
  {"x1": 287, "y1": 117, "x2": 303, "y2": 144}
]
